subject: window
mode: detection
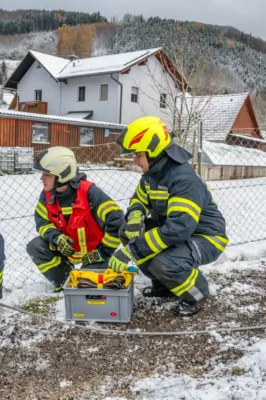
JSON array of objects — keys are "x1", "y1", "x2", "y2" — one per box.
[
  {"x1": 80, "y1": 127, "x2": 94, "y2": 146},
  {"x1": 100, "y1": 84, "x2": 108, "y2": 101},
  {"x1": 35, "y1": 90, "x2": 42, "y2": 101},
  {"x1": 131, "y1": 86, "x2": 139, "y2": 103},
  {"x1": 32, "y1": 123, "x2": 49, "y2": 143},
  {"x1": 160, "y1": 93, "x2": 167, "y2": 108},
  {"x1": 36, "y1": 62, "x2": 41, "y2": 69},
  {"x1": 78, "y1": 86, "x2": 86, "y2": 102}
]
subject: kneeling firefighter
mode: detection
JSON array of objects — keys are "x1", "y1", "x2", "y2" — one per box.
[
  {"x1": 108, "y1": 116, "x2": 228, "y2": 316},
  {"x1": 27, "y1": 146, "x2": 125, "y2": 292}
]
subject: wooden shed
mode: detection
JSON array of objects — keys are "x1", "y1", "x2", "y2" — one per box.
[{"x1": 0, "y1": 109, "x2": 125, "y2": 163}]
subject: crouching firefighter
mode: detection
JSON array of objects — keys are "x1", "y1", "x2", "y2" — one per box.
[
  {"x1": 27, "y1": 146, "x2": 125, "y2": 292},
  {"x1": 108, "y1": 116, "x2": 228, "y2": 316}
]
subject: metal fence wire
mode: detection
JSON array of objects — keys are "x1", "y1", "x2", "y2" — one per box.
[{"x1": 1, "y1": 128, "x2": 266, "y2": 291}]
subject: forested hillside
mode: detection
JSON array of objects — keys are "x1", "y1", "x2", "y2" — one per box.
[
  {"x1": 111, "y1": 17, "x2": 266, "y2": 94},
  {"x1": 1, "y1": 10, "x2": 266, "y2": 98},
  {"x1": 0, "y1": 9, "x2": 106, "y2": 35}
]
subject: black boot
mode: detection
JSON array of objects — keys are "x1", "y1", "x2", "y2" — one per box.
[
  {"x1": 143, "y1": 281, "x2": 175, "y2": 298},
  {"x1": 174, "y1": 298, "x2": 207, "y2": 317}
]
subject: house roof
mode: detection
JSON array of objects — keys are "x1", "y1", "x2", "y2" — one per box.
[
  {"x1": 56, "y1": 48, "x2": 162, "y2": 79},
  {"x1": 4, "y1": 51, "x2": 69, "y2": 90},
  {"x1": 0, "y1": 109, "x2": 125, "y2": 129},
  {"x1": 202, "y1": 140, "x2": 266, "y2": 166},
  {"x1": 64, "y1": 111, "x2": 93, "y2": 120},
  {"x1": 231, "y1": 134, "x2": 266, "y2": 143},
  {"x1": 176, "y1": 92, "x2": 253, "y2": 142}
]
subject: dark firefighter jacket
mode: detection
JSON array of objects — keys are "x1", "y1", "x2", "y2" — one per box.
[
  {"x1": 126, "y1": 142, "x2": 228, "y2": 266},
  {"x1": 35, "y1": 173, "x2": 125, "y2": 261}
]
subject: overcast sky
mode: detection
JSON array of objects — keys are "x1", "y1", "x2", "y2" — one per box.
[{"x1": 4, "y1": 0, "x2": 265, "y2": 39}]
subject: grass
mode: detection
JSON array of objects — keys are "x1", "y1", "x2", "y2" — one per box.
[{"x1": 21, "y1": 296, "x2": 61, "y2": 316}]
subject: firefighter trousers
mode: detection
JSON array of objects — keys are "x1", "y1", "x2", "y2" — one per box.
[
  {"x1": 26, "y1": 236, "x2": 107, "y2": 291},
  {"x1": 119, "y1": 220, "x2": 222, "y2": 304}
]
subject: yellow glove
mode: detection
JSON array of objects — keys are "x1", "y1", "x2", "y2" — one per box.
[
  {"x1": 125, "y1": 211, "x2": 143, "y2": 240},
  {"x1": 82, "y1": 250, "x2": 103, "y2": 266},
  {"x1": 108, "y1": 246, "x2": 132, "y2": 273},
  {"x1": 56, "y1": 234, "x2": 75, "y2": 257}
]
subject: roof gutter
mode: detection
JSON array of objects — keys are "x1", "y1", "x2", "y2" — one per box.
[{"x1": 111, "y1": 73, "x2": 123, "y2": 125}]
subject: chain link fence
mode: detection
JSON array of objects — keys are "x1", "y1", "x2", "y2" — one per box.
[{"x1": 1, "y1": 128, "x2": 266, "y2": 292}]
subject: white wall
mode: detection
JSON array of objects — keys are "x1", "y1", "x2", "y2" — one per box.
[
  {"x1": 119, "y1": 56, "x2": 179, "y2": 127},
  {"x1": 60, "y1": 73, "x2": 120, "y2": 123},
  {"x1": 18, "y1": 60, "x2": 61, "y2": 115}
]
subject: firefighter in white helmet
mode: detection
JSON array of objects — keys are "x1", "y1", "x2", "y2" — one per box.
[{"x1": 27, "y1": 146, "x2": 124, "y2": 292}]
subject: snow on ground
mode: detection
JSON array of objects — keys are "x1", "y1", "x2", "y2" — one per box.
[
  {"x1": 1, "y1": 241, "x2": 266, "y2": 399},
  {"x1": 1, "y1": 168, "x2": 266, "y2": 399}
]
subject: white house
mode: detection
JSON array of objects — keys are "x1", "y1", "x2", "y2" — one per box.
[{"x1": 4, "y1": 48, "x2": 182, "y2": 126}]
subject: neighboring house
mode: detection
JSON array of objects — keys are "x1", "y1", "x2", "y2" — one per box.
[
  {"x1": 0, "y1": 109, "x2": 124, "y2": 163},
  {"x1": 175, "y1": 92, "x2": 265, "y2": 150},
  {"x1": 4, "y1": 48, "x2": 183, "y2": 126}
]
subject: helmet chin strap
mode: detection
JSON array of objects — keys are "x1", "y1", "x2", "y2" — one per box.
[
  {"x1": 51, "y1": 176, "x2": 70, "y2": 195},
  {"x1": 146, "y1": 151, "x2": 165, "y2": 168}
]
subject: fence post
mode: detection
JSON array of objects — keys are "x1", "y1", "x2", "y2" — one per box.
[{"x1": 198, "y1": 121, "x2": 203, "y2": 176}]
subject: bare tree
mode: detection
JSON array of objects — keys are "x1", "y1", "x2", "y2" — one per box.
[{"x1": 137, "y1": 31, "x2": 226, "y2": 148}]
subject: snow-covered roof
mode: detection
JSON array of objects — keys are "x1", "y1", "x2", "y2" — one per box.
[
  {"x1": 201, "y1": 140, "x2": 266, "y2": 166},
  {"x1": 57, "y1": 48, "x2": 161, "y2": 79},
  {"x1": 0, "y1": 109, "x2": 125, "y2": 129},
  {"x1": 29, "y1": 50, "x2": 69, "y2": 78},
  {"x1": 64, "y1": 111, "x2": 92, "y2": 119},
  {"x1": 231, "y1": 134, "x2": 266, "y2": 143},
  {"x1": 4, "y1": 51, "x2": 70, "y2": 90},
  {"x1": 176, "y1": 93, "x2": 250, "y2": 142}
]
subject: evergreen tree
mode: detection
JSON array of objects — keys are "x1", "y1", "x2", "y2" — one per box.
[{"x1": 1, "y1": 61, "x2": 7, "y2": 83}]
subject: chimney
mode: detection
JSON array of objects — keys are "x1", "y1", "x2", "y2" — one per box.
[{"x1": 68, "y1": 54, "x2": 79, "y2": 62}]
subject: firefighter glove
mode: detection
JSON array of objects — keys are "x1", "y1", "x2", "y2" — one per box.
[
  {"x1": 82, "y1": 250, "x2": 103, "y2": 266},
  {"x1": 56, "y1": 234, "x2": 75, "y2": 257},
  {"x1": 125, "y1": 210, "x2": 143, "y2": 240},
  {"x1": 108, "y1": 246, "x2": 133, "y2": 273}
]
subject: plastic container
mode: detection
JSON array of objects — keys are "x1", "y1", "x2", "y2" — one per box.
[{"x1": 63, "y1": 270, "x2": 134, "y2": 323}]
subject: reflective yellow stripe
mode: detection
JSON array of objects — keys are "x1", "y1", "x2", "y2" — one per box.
[
  {"x1": 167, "y1": 197, "x2": 201, "y2": 222},
  {"x1": 136, "y1": 183, "x2": 149, "y2": 205},
  {"x1": 0, "y1": 270, "x2": 3, "y2": 284},
  {"x1": 216, "y1": 235, "x2": 229, "y2": 244},
  {"x1": 38, "y1": 223, "x2": 56, "y2": 238},
  {"x1": 61, "y1": 207, "x2": 73, "y2": 215},
  {"x1": 168, "y1": 206, "x2": 199, "y2": 222},
  {"x1": 194, "y1": 234, "x2": 228, "y2": 252},
  {"x1": 123, "y1": 246, "x2": 132, "y2": 259},
  {"x1": 171, "y1": 268, "x2": 199, "y2": 297},
  {"x1": 54, "y1": 286, "x2": 63, "y2": 292},
  {"x1": 68, "y1": 256, "x2": 82, "y2": 264},
  {"x1": 129, "y1": 198, "x2": 149, "y2": 215},
  {"x1": 168, "y1": 197, "x2": 201, "y2": 213},
  {"x1": 35, "y1": 201, "x2": 49, "y2": 220},
  {"x1": 144, "y1": 231, "x2": 158, "y2": 253},
  {"x1": 149, "y1": 194, "x2": 169, "y2": 200},
  {"x1": 136, "y1": 252, "x2": 156, "y2": 265},
  {"x1": 78, "y1": 228, "x2": 87, "y2": 253},
  {"x1": 102, "y1": 233, "x2": 121, "y2": 249},
  {"x1": 38, "y1": 257, "x2": 61, "y2": 273},
  {"x1": 144, "y1": 228, "x2": 168, "y2": 253},
  {"x1": 144, "y1": 184, "x2": 169, "y2": 200},
  {"x1": 97, "y1": 201, "x2": 121, "y2": 222}
]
